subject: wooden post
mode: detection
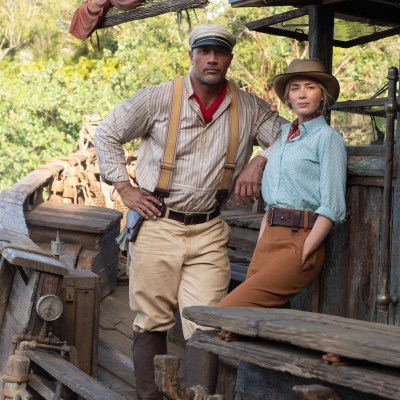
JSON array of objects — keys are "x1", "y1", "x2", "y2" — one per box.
[
  {"x1": 308, "y1": 5, "x2": 334, "y2": 73},
  {"x1": 377, "y1": 66, "x2": 399, "y2": 323},
  {"x1": 154, "y1": 355, "x2": 185, "y2": 399},
  {"x1": 154, "y1": 355, "x2": 224, "y2": 400},
  {"x1": 308, "y1": 4, "x2": 334, "y2": 125}
]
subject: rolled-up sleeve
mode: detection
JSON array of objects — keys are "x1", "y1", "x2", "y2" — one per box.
[
  {"x1": 315, "y1": 131, "x2": 347, "y2": 224},
  {"x1": 94, "y1": 87, "x2": 151, "y2": 183},
  {"x1": 255, "y1": 96, "x2": 287, "y2": 151}
]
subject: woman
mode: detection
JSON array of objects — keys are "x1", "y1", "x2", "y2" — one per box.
[{"x1": 218, "y1": 58, "x2": 347, "y2": 321}]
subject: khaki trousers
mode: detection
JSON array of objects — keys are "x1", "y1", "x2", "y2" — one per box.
[
  {"x1": 129, "y1": 215, "x2": 231, "y2": 339},
  {"x1": 219, "y1": 224, "x2": 325, "y2": 308}
]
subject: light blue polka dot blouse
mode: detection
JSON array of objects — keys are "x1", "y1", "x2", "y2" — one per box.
[{"x1": 261, "y1": 115, "x2": 347, "y2": 224}]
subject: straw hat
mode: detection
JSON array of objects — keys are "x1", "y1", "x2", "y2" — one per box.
[{"x1": 273, "y1": 59, "x2": 340, "y2": 105}]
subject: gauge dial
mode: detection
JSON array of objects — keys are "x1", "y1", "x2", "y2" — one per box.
[{"x1": 36, "y1": 294, "x2": 63, "y2": 321}]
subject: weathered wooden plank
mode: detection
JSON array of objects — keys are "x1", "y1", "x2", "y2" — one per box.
[
  {"x1": 97, "y1": 261, "x2": 118, "y2": 299},
  {"x1": 347, "y1": 146, "x2": 385, "y2": 157},
  {"x1": 26, "y1": 202, "x2": 122, "y2": 233},
  {"x1": 319, "y1": 222, "x2": 350, "y2": 316},
  {"x1": 97, "y1": 366, "x2": 138, "y2": 400},
  {"x1": 1, "y1": 247, "x2": 67, "y2": 275},
  {"x1": 347, "y1": 175, "x2": 384, "y2": 187},
  {"x1": 347, "y1": 156, "x2": 385, "y2": 177},
  {"x1": 236, "y1": 362, "x2": 381, "y2": 400},
  {"x1": 26, "y1": 349, "x2": 125, "y2": 400},
  {"x1": 0, "y1": 202, "x2": 29, "y2": 235},
  {"x1": 236, "y1": 363, "x2": 337, "y2": 400},
  {"x1": 227, "y1": 225, "x2": 259, "y2": 256},
  {"x1": 29, "y1": 372, "x2": 68, "y2": 400},
  {"x1": 0, "y1": 257, "x2": 14, "y2": 328},
  {"x1": 0, "y1": 231, "x2": 33, "y2": 247},
  {"x1": 98, "y1": 330, "x2": 134, "y2": 386},
  {"x1": 183, "y1": 307, "x2": 400, "y2": 368},
  {"x1": 189, "y1": 330, "x2": 400, "y2": 400},
  {"x1": 100, "y1": 290, "x2": 134, "y2": 330},
  {"x1": 345, "y1": 185, "x2": 381, "y2": 321},
  {"x1": 222, "y1": 210, "x2": 262, "y2": 230},
  {"x1": 0, "y1": 168, "x2": 55, "y2": 204}
]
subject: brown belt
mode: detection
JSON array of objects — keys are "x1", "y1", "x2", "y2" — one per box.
[
  {"x1": 268, "y1": 207, "x2": 317, "y2": 232},
  {"x1": 165, "y1": 206, "x2": 220, "y2": 225}
]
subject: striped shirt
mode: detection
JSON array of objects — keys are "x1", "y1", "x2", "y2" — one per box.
[{"x1": 95, "y1": 75, "x2": 285, "y2": 212}]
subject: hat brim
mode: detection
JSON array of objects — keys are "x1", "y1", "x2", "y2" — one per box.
[
  {"x1": 273, "y1": 71, "x2": 340, "y2": 106},
  {"x1": 191, "y1": 37, "x2": 233, "y2": 51}
]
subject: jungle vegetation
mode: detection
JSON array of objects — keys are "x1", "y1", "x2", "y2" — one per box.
[{"x1": 1, "y1": 0, "x2": 399, "y2": 190}]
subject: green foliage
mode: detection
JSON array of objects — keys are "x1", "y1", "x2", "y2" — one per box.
[{"x1": 1, "y1": 0, "x2": 400, "y2": 190}]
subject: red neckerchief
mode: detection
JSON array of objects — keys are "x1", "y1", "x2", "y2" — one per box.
[
  {"x1": 286, "y1": 112, "x2": 321, "y2": 143},
  {"x1": 193, "y1": 82, "x2": 228, "y2": 124}
]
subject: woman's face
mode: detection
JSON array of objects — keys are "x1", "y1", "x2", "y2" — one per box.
[{"x1": 288, "y1": 78, "x2": 323, "y2": 124}]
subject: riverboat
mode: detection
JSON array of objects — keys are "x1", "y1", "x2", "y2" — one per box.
[{"x1": 1, "y1": 1, "x2": 400, "y2": 399}]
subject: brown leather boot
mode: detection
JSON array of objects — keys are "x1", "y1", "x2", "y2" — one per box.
[
  {"x1": 183, "y1": 342, "x2": 219, "y2": 394},
  {"x1": 133, "y1": 331, "x2": 167, "y2": 400}
]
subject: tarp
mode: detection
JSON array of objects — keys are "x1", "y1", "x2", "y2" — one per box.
[{"x1": 69, "y1": 0, "x2": 145, "y2": 40}]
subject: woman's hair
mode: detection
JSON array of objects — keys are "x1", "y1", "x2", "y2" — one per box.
[{"x1": 283, "y1": 77, "x2": 334, "y2": 114}]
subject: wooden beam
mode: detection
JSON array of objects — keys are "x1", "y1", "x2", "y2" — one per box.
[
  {"x1": 188, "y1": 330, "x2": 400, "y2": 400},
  {"x1": 308, "y1": 5, "x2": 334, "y2": 72},
  {"x1": 183, "y1": 306, "x2": 400, "y2": 368},
  {"x1": 27, "y1": 349, "x2": 126, "y2": 400},
  {"x1": 1, "y1": 247, "x2": 67, "y2": 276}
]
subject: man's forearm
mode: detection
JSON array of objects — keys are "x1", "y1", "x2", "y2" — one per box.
[{"x1": 113, "y1": 181, "x2": 133, "y2": 197}]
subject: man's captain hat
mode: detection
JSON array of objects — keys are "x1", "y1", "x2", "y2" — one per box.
[{"x1": 189, "y1": 24, "x2": 236, "y2": 52}]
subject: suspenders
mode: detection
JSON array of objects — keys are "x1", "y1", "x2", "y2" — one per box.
[
  {"x1": 153, "y1": 77, "x2": 184, "y2": 199},
  {"x1": 152, "y1": 77, "x2": 240, "y2": 205}
]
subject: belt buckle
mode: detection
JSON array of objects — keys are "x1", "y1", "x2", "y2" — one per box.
[
  {"x1": 184, "y1": 213, "x2": 194, "y2": 225},
  {"x1": 268, "y1": 207, "x2": 274, "y2": 226}
]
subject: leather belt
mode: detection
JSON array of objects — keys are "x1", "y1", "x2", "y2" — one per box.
[
  {"x1": 165, "y1": 206, "x2": 220, "y2": 225},
  {"x1": 268, "y1": 207, "x2": 317, "y2": 232}
]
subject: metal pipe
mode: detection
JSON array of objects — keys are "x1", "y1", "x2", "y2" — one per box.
[{"x1": 377, "y1": 67, "x2": 399, "y2": 313}]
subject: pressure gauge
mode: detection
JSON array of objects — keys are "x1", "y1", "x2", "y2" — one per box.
[{"x1": 36, "y1": 294, "x2": 63, "y2": 321}]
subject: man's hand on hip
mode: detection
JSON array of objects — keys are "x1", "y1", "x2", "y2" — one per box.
[
  {"x1": 113, "y1": 181, "x2": 163, "y2": 220},
  {"x1": 234, "y1": 155, "x2": 267, "y2": 206}
]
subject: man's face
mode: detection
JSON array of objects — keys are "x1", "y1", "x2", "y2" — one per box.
[{"x1": 189, "y1": 45, "x2": 233, "y2": 86}]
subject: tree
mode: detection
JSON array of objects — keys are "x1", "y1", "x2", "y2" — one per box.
[{"x1": 1, "y1": 0, "x2": 400, "y2": 189}]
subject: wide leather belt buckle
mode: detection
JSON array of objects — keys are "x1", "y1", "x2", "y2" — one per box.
[{"x1": 183, "y1": 213, "x2": 196, "y2": 225}]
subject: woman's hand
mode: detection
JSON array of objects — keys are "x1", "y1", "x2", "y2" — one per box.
[{"x1": 301, "y1": 215, "x2": 333, "y2": 265}]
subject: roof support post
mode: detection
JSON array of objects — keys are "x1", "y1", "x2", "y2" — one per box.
[{"x1": 308, "y1": 5, "x2": 334, "y2": 74}]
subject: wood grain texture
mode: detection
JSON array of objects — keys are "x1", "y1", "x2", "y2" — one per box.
[
  {"x1": 183, "y1": 307, "x2": 400, "y2": 368},
  {"x1": 26, "y1": 202, "x2": 122, "y2": 233},
  {"x1": 188, "y1": 330, "x2": 400, "y2": 400},
  {"x1": 27, "y1": 349, "x2": 126, "y2": 400}
]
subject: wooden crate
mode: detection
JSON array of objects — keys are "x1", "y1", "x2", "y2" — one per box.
[
  {"x1": 57, "y1": 269, "x2": 100, "y2": 377},
  {"x1": 25, "y1": 202, "x2": 122, "y2": 297}
]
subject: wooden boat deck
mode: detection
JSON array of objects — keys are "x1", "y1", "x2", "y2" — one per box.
[{"x1": 97, "y1": 284, "x2": 185, "y2": 399}]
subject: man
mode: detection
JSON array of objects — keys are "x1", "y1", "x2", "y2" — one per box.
[{"x1": 95, "y1": 24, "x2": 284, "y2": 400}]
